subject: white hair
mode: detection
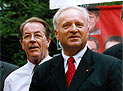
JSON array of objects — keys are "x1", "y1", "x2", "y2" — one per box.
[{"x1": 53, "y1": 5, "x2": 89, "y2": 31}]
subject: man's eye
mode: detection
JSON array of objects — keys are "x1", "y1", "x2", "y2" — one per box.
[
  {"x1": 89, "y1": 16, "x2": 94, "y2": 18},
  {"x1": 24, "y1": 35, "x2": 30, "y2": 39},
  {"x1": 76, "y1": 23, "x2": 83, "y2": 28},
  {"x1": 63, "y1": 24, "x2": 70, "y2": 29},
  {"x1": 35, "y1": 34, "x2": 42, "y2": 37}
]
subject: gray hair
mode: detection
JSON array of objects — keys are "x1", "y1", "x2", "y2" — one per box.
[{"x1": 53, "y1": 6, "x2": 89, "y2": 31}]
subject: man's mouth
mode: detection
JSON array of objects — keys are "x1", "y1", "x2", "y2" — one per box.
[
  {"x1": 29, "y1": 46, "x2": 39, "y2": 49},
  {"x1": 69, "y1": 36, "x2": 80, "y2": 39}
]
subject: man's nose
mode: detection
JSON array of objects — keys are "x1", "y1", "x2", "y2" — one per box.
[
  {"x1": 70, "y1": 24, "x2": 78, "y2": 33},
  {"x1": 30, "y1": 35, "x2": 36, "y2": 43}
]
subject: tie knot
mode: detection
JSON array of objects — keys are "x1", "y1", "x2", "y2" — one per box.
[{"x1": 68, "y1": 57, "x2": 74, "y2": 63}]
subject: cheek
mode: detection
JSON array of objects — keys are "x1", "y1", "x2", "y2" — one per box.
[
  {"x1": 81, "y1": 31, "x2": 88, "y2": 40},
  {"x1": 57, "y1": 31, "x2": 65, "y2": 39},
  {"x1": 38, "y1": 39, "x2": 48, "y2": 49},
  {"x1": 90, "y1": 18, "x2": 95, "y2": 24},
  {"x1": 21, "y1": 41, "x2": 27, "y2": 50}
]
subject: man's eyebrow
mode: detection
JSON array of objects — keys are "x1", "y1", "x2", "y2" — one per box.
[
  {"x1": 35, "y1": 31, "x2": 42, "y2": 33},
  {"x1": 24, "y1": 32, "x2": 30, "y2": 34}
]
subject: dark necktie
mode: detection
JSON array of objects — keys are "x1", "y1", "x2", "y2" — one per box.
[
  {"x1": 66, "y1": 57, "x2": 76, "y2": 87},
  {"x1": 33, "y1": 64, "x2": 39, "y2": 72}
]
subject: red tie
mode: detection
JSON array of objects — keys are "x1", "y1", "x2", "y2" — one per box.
[{"x1": 66, "y1": 57, "x2": 76, "y2": 87}]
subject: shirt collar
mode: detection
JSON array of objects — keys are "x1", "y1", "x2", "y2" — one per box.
[
  {"x1": 62, "y1": 44, "x2": 87, "y2": 68},
  {"x1": 39, "y1": 55, "x2": 52, "y2": 65},
  {"x1": 27, "y1": 55, "x2": 52, "y2": 69},
  {"x1": 26, "y1": 61, "x2": 35, "y2": 73}
]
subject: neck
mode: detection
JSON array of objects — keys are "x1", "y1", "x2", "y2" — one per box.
[
  {"x1": 63, "y1": 46, "x2": 84, "y2": 56},
  {"x1": 28, "y1": 54, "x2": 48, "y2": 65}
]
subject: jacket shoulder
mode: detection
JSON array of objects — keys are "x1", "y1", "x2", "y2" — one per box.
[
  {"x1": 92, "y1": 51, "x2": 122, "y2": 65},
  {"x1": 37, "y1": 54, "x2": 62, "y2": 71}
]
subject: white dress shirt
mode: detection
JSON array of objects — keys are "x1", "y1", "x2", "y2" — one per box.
[
  {"x1": 62, "y1": 45, "x2": 87, "y2": 73},
  {"x1": 3, "y1": 55, "x2": 52, "y2": 91}
]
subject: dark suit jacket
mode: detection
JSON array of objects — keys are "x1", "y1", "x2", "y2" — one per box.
[
  {"x1": 29, "y1": 49, "x2": 122, "y2": 91},
  {"x1": 0, "y1": 61, "x2": 19, "y2": 91},
  {"x1": 103, "y1": 43, "x2": 123, "y2": 60}
]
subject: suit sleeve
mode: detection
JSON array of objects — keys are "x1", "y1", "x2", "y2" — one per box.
[{"x1": 107, "y1": 60, "x2": 122, "y2": 91}]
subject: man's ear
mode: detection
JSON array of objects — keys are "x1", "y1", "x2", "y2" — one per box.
[
  {"x1": 87, "y1": 27, "x2": 89, "y2": 37},
  {"x1": 47, "y1": 38, "x2": 51, "y2": 48},
  {"x1": 54, "y1": 29, "x2": 59, "y2": 40},
  {"x1": 20, "y1": 40, "x2": 24, "y2": 50},
  {"x1": 88, "y1": 26, "x2": 90, "y2": 32}
]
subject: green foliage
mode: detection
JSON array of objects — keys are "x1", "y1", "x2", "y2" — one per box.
[{"x1": 99, "y1": 1, "x2": 122, "y2": 6}]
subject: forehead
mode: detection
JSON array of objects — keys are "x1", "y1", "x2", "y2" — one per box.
[
  {"x1": 59, "y1": 8, "x2": 84, "y2": 18},
  {"x1": 88, "y1": 11, "x2": 96, "y2": 16},
  {"x1": 106, "y1": 41, "x2": 120, "y2": 46},
  {"x1": 23, "y1": 22, "x2": 45, "y2": 33},
  {"x1": 24, "y1": 22, "x2": 44, "y2": 28},
  {"x1": 58, "y1": 8, "x2": 86, "y2": 23},
  {"x1": 88, "y1": 40, "x2": 96, "y2": 45}
]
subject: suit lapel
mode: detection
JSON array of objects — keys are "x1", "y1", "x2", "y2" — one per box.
[
  {"x1": 50, "y1": 55, "x2": 68, "y2": 91},
  {"x1": 0, "y1": 61, "x2": 4, "y2": 80},
  {"x1": 69, "y1": 49, "x2": 95, "y2": 90}
]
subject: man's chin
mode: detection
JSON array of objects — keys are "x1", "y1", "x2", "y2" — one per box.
[
  {"x1": 29, "y1": 53, "x2": 41, "y2": 59},
  {"x1": 68, "y1": 41, "x2": 81, "y2": 45}
]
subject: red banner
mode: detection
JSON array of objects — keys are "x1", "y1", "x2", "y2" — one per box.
[{"x1": 89, "y1": 5, "x2": 122, "y2": 53}]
